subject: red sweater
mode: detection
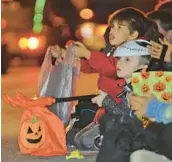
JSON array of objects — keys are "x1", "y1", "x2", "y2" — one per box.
[{"x1": 80, "y1": 51, "x2": 126, "y2": 103}]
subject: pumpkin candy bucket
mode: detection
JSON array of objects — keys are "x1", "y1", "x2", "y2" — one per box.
[{"x1": 18, "y1": 106, "x2": 67, "y2": 156}]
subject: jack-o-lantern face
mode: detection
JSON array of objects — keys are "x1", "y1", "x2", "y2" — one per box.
[
  {"x1": 20, "y1": 116, "x2": 46, "y2": 149},
  {"x1": 161, "y1": 92, "x2": 172, "y2": 101},
  {"x1": 141, "y1": 84, "x2": 150, "y2": 93},
  {"x1": 165, "y1": 75, "x2": 172, "y2": 82},
  {"x1": 155, "y1": 71, "x2": 164, "y2": 77},
  {"x1": 141, "y1": 72, "x2": 150, "y2": 79},
  {"x1": 132, "y1": 77, "x2": 140, "y2": 84},
  {"x1": 153, "y1": 82, "x2": 166, "y2": 92}
]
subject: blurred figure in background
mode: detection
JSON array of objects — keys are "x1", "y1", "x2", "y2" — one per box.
[{"x1": 147, "y1": 10, "x2": 172, "y2": 71}]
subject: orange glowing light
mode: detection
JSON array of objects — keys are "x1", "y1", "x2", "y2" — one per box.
[
  {"x1": 28, "y1": 37, "x2": 39, "y2": 50},
  {"x1": 96, "y1": 24, "x2": 108, "y2": 37},
  {"x1": 18, "y1": 37, "x2": 28, "y2": 50},
  {"x1": 1, "y1": 18, "x2": 7, "y2": 30},
  {"x1": 80, "y1": 8, "x2": 93, "y2": 20}
]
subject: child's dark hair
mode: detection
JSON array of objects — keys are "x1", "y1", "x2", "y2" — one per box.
[
  {"x1": 108, "y1": 7, "x2": 161, "y2": 42},
  {"x1": 147, "y1": 10, "x2": 172, "y2": 31}
]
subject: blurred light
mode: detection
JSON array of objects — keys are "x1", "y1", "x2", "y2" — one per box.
[
  {"x1": 33, "y1": 23, "x2": 42, "y2": 33},
  {"x1": 34, "y1": 0, "x2": 46, "y2": 13},
  {"x1": 71, "y1": 0, "x2": 88, "y2": 10},
  {"x1": 75, "y1": 28, "x2": 82, "y2": 40},
  {"x1": 18, "y1": 37, "x2": 28, "y2": 50},
  {"x1": 96, "y1": 24, "x2": 108, "y2": 37},
  {"x1": 52, "y1": 16, "x2": 65, "y2": 27},
  {"x1": 80, "y1": 8, "x2": 94, "y2": 20},
  {"x1": 83, "y1": 35, "x2": 105, "y2": 51},
  {"x1": 1, "y1": 18, "x2": 7, "y2": 30},
  {"x1": 33, "y1": 14, "x2": 43, "y2": 23},
  {"x1": 28, "y1": 37, "x2": 39, "y2": 50},
  {"x1": 80, "y1": 23, "x2": 95, "y2": 38}
]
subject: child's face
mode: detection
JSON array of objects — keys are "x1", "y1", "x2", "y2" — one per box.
[
  {"x1": 116, "y1": 56, "x2": 143, "y2": 81},
  {"x1": 109, "y1": 21, "x2": 136, "y2": 46}
]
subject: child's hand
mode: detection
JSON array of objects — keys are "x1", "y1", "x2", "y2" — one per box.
[
  {"x1": 148, "y1": 38, "x2": 172, "y2": 62},
  {"x1": 49, "y1": 45, "x2": 66, "y2": 62},
  {"x1": 74, "y1": 42, "x2": 91, "y2": 59},
  {"x1": 129, "y1": 93, "x2": 154, "y2": 116},
  {"x1": 91, "y1": 90, "x2": 108, "y2": 107}
]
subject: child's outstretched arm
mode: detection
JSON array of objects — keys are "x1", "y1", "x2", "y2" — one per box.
[{"x1": 74, "y1": 42, "x2": 117, "y2": 77}]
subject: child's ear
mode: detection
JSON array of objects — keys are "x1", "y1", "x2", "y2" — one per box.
[
  {"x1": 139, "y1": 65, "x2": 148, "y2": 72},
  {"x1": 129, "y1": 31, "x2": 139, "y2": 40}
]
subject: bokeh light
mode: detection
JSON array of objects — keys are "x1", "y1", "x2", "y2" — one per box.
[
  {"x1": 80, "y1": 23, "x2": 95, "y2": 38},
  {"x1": 80, "y1": 8, "x2": 94, "y2": 20},
  {"x1": 96, "y1": 24, "x2": 108, "y2": 37},
  {"x1": 1, "y1": 18, "x2": 7, "y2": 30},
  {"x1": 33, "y1": 23, "x2": 43, "y2": 33},
  {"x1": 18, "y1": 37, "x2": 28, "y2": 50},
  {"x1": 28, "y1": 37, "x2": 39, "y2": 50},
  {"x1": 71, "y1": 0, "x2": 88, "y2": 10}
]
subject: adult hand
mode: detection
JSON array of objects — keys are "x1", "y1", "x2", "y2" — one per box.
[
  {"x1": 91, "y1": 90, "x2": 107, "y2": 107},
  {"x1": 129, "y1": 93, "x2": 154, "y2": 116},
  {"x1": 74, "y1": 42, "x2": 91, "y2": 59},
  {"x1": 148, "y1": 38, "x2": 172, "y2": 62}
]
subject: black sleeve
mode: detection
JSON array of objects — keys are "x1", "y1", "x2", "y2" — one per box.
[{"x1": 102, "y1": 95, "x2": 130, "y2": 115}]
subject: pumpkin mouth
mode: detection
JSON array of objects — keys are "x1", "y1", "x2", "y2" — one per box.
[{"x1": 27, "y1": 135, "x2": 42, "y2": 143}]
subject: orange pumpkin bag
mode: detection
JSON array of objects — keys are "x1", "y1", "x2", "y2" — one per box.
[
  {"x1": 3, "y1": 93, "x2": 67, "y2": 156},
  {"x1": 18, "y1": 106, "x2": 67, "y2": 156}
]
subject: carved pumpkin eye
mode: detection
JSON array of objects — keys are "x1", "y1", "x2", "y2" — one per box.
[
  {"x1": 38, "y1": 126, "x2": 41, "y2": 132},
  {"x1": 27, "y1": 127, "x2": 33, "y2": 134}
]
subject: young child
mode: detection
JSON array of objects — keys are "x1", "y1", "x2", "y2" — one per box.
[{"x1": 89, "y1": 39, "x2": 159, "y2": 162}]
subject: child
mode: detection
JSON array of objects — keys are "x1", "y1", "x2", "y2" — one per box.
[{"x1": 88, "y1": 39, "x2": 159, "y2": 162}]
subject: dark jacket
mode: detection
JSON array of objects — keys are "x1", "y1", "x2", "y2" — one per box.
[{"x1": 97, "y1": 91, "x2": 159, "y2": 162}]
